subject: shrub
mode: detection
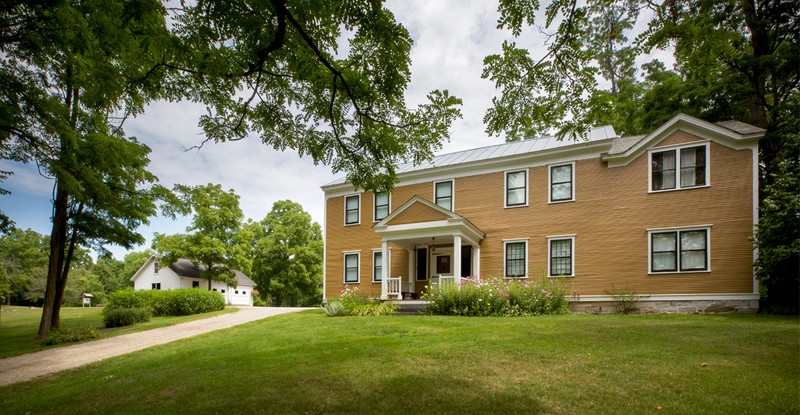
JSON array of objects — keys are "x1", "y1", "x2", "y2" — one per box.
[
  {"x1": 253, "y1": 296, "x2": 267, "y2": 307},
  {"x1": 42, "y1": 325, "x2": 99, "y2": 345},
  {"x1": 105, "y1": 288, "x2": 225, "y2": 317},
  {"x1": 606, "y1": 282, "x2": 641, "y2": 314},
  {"x1": 103, "y1": 307, "x2": 153, "y2": 328},
  {"x1": 324, "y1": 286, "x2": 396, "y2": 316},
  {"x1": 422, "y1": 276, "x2": 569, "y2": 316}
]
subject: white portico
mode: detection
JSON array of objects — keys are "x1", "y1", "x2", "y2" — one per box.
[{"x1": 373, "y1": 196, "x2": 485, "y2": 300}]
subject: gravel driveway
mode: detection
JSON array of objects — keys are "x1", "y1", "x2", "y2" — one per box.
[{"x1": 0, "y1": 307, "x2": 313, "y2": 387}]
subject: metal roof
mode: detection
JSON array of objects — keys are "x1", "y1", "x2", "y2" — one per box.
[{"x1": 324, "y1": 125, "x2": 618, "y2": 187}]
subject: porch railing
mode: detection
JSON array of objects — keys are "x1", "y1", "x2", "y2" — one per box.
[{"x1": 386, "y1": 277, "x2": 402, "y2": 299}]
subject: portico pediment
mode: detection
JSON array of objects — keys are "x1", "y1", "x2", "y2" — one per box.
[{"x1": 374, "y1": 196, "x2": 485, "y2": 248}]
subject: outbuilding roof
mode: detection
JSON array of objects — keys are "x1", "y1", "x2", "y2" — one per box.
[{"x1": 168, "y1": 258, "x2": 257, "y2": 287}]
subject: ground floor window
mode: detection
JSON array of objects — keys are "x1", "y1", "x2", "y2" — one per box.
[
  {"x1": 373, "y1": 251, "x2": 383, "y2": 282},
  {"x1": 151, "y1": 282, "x2": 161, "y2": 290},
  {"x1": 650, "y1": 227, "x2": 709, "y2": 273},
  {"x1": 504, "y1": 240, "x2": 527, "y2": 278},
  {"x1": 344, "y1": 252, "x2": 360, "y2": 283},
  {"x1": 192, "y1": 281, "x2": 200, "y2": 288},
  {"x1": 548, "y1": 236, "x2": 575, "y2": 277}
]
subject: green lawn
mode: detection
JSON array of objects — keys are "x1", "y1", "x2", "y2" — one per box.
[
  {"x1": 0, "y1": 311, "x2": 797, "y2": 414},
  {"x1": 0, "y1": 306, "x2": 237, "y2": 358}
]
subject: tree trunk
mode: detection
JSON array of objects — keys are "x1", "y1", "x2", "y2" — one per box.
[
  {"x1": 741, "y1": 0, "x2": 769, "y2": 129},
  {"x1": 51, "y1": 211, "x2": 82, "y2": 328},
  {"x1": 38, "y1": 185, "x2": 68, "y2": 338}
]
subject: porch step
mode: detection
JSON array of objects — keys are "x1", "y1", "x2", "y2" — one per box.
[{"x1": 394, "y1": 300, "x2": 428, "y2": 315}]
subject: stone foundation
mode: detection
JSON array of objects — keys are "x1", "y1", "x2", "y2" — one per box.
[{"x1": 568, "y1": 299, "x2": 759, "y2": 314}]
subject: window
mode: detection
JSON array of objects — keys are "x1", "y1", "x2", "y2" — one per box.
[
  {"x1": 650, "y1": 144, "x2": 707, "y2": 191},
  {"x1": 434, "y1": 180, "x2": 453, "y2": 210},
  {"x1": 650, "y1": 228, "x2": 709, "y2": 273},
  {"x1": 373, "y1": 251, "x2": 383, "y2": 282},
  {"x1": 235, "y1": 290, "x2": 239, "y2": 294},
  {"x1": 548, "y1": 237, "x2": 575, "y2": 277},
  {"x1": 549, "y1": 163, "x2": 574, "y2": 202},
  {"x1": 344, "y1": 252, "x2": 360, "y2": 283},
  {"x1": 243, "y1": 291, "x2": 246, "y2": 295},
  {"x1": 344, "y1": 195, "x2": 360, "y2": 225},
  {"x1": 374, "y1": 192, "x2": 390, "y2": 221},
  {"x1": 504, "y1": 240, "x2": 527, "y2": 278},
  {"x1": 154, "y1": 261, "x2": 160, "y2": 273},
  {"x1": 221, "y1": 289, "x2": 226, "y2": 293},
  {"x1": 505, "y1": 170, "x2": 527, "y2": 207},
  {"x1": 212, "y1": 288, "x2": 217, "y2": 292},
  {"x1": 151, "y1": 282, "x2": 161, "y2": 290},
  {"x1": 192, "y1": 281, "x2": 200, "y2": 288}
]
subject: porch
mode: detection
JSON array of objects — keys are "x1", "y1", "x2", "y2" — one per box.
[{"x1": 373, "y1": 196, "x2": 485, "y2": 301}]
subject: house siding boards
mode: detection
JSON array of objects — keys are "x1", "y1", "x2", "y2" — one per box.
[{"x1": 323, "y1": 117, "x2": 758, "y2": 304}]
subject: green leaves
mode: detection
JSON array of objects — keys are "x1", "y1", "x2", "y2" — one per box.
[{"x1": 250, "y1": 200, "x2": 323, "y2": 306}]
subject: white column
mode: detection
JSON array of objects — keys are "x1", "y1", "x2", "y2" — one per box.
[
  {"x1": 407, "y1": 249, "x2": 415, "y2": 294},
  {"x1": 453, "y1": 235, "x2": 462, "y2": 286},
  {"x1": 381, "y1": 240, "x2": 389, "y2": 300},
  {"x1": 473, "y1": 245, "x2": 481, "y2": 278}
]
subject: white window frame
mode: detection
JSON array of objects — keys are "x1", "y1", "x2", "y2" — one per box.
[
  {"x1": 503, "y1": 238, "x2": 529, "y2": 278},
  {"x1": 504, "y1": 169, "x2": 529, "y2": 208},
  {"x1": 343, "y1": 251, "x2": 361, "y2": 283},
  {"x1": 648, "y1": 142, "x2": 710, "y2": 193},
  {"x1": 548, "y1": 162, "x2": 576, "y2": 203},
  {"x1": 647, "y1": 225, "x2": 711, "y2": 274},
  {"x1": 434, "y1": 179, "x2": 455, "y2": 211},
  {"x1": 344, "y1": 194, "x2": 361, "y2": 226},
  {"x1": 373, "y1": 191, "x2": 390, "y2": 222},
  {"x1": 547, "y1": 235, "x2": 575, "y2": 278},
  {"x1": 371, "y1": 249, "x2": 391, "y2": 283}
]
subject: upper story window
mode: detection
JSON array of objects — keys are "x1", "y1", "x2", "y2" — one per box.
[
  {"x1": 344, "y1": 194, "x2": 360, "y2": 225},
  {"x1": 548, "y1": 236, "x2": 575, "y2": 277},
  {"x1": 650, "y1": 227, "x2": 709, "y2": 273},
  {"x1": 650, "y1": 143, "x2": 708, "y2": 192},
  {"x1": 374, "y1": 192, "x2": 389, "y2": 221},
  {"x1": 505, "y1": 170, "x2": 528, "y2": 207},
  {"x1": 434, "y1": 180, "x2": 453, "y2": 211},
  {"x1": 549, "y1": 162, "x2": 575, "y2": 203},
  {"x1": 504, "y1": 240, "x2": 528, "y2": 278},
  {"x1": 344, "y1": 252, "x2": 360, "y2": 283}
]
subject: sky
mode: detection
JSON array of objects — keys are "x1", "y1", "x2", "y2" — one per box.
[{"x1": 0, "y1": 1, "x2": 668, "y2": 260}]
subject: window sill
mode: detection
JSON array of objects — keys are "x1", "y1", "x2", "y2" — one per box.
[
  {"x1": 648, "y1": 184, "x2": 710, "y2": 194},
  {"x1": 344, "y1": 222, "x2": 361, "y2": 227},
  {"x1": 504, "y1": 275, "x2": 528, "y2": 279},
  {"x1": 548, "y1": 275, "x2": 575, "y2": 278},
  {"x1": 548, "y1": 199, "x2": 575, "y2": 205},
  {"x1": 649, "y1": 270, "x2": 710, "y2": 275},
  {"x1": 504, "y1": 203, "x2": 529, "y2": 209}
]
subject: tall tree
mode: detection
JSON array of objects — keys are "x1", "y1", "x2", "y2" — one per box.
[
  {"x1": 166, "y1": 0, "x2": 462, "y2": 192},
  {"x1": 1, "y1": 1, "x2": 175, "y2": 336},
  {"x1": 153, "y1": 184, "x2": 248, "y2": 290},
  {"x1": 0, "y1": 228, "x2": 49, "y2": 305},
  {"x1": 250, "y1": 200, "x2": 323, "y2": 306},
  {"x1": 484, "y1": 0, "x2": 799, "y2": 312}
]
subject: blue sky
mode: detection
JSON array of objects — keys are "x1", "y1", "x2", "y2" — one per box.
[{"x1": 0, "y1": 1, "x2": 669, "y2": 260}]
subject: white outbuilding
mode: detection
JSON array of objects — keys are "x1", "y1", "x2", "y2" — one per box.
[{"x1": 131, "y1": 255, "x2": 256, "y2": 306}]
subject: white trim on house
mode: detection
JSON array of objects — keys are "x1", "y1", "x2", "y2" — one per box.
[
  {"x1": 548, "y1": 161, "x2": 576, "y2": 203},
  {"x1": 647, "y1": 141, "x2": 711, "y2": 193},
  {"x1": 343, "y1": 193, "x2": 361, "y2": 226},
  {"x1": 504, "y1": 169, "x2": 529, "y2": 208},
  {"x1": 373, "y1": 191, "x2": 391, "y2": 222},
  {"x1": 503, "y1": 239, "x2": 529, "y2": 278},
  {"x1": 433, "y1": 179, "x2": 455, "y2": 211},
  {"x1": 547, "y1": 235, "x2": 576, "y2": 278},
  {"x1": 343, "y1": 250, "x2": 361, "y2": 284},
  {"x1": 371, "y1": 248, "x2": 391, "y2": 283},
  {"x1": 603, "y1": 113, "x2": 764, "y2": 168},
  {"x1": 647, "y1": 225, "x2": 711, "y2": 275},
  {"x1": 572, "y1": 293, "x2": 760, "y2": 302}
]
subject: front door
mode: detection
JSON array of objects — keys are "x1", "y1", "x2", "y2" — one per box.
[{"x1": 436, "y1": 255, "x2": 450, "y2": 274}]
